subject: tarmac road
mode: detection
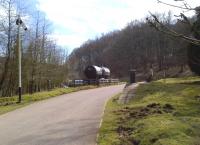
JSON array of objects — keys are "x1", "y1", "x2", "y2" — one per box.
[{"x1": 0, "y1": 84, "x2": 124, "y2": 145}]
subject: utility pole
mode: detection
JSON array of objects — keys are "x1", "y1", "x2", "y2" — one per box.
[{"x1": 16, "y1": 15, "x2": 27, "y2": 103}]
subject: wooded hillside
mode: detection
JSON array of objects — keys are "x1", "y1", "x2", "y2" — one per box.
[{"x1": 67, "y1": 12, "x2": 192, "y2": 80}]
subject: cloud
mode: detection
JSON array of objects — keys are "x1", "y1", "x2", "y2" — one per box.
[
  {"x1": 50, "y1": 33, "x2": 87, "y2": 53},
  {"x1": 37, "y1": 0, "x2": 199, "y2": 50}
]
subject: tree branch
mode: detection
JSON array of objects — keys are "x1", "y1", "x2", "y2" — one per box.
[
  {"x1": 157, "y1": 0, "x2": 196, "y2": 11},
  {"x1": 147, "y1": 13, "x2": 200, "y2": 45}
]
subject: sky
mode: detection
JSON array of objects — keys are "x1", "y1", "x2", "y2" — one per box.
[{"x1": 36, "y1": 0, "x2": 199, "y2": 52}]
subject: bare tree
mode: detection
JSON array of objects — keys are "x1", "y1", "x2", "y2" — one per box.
[
  {"x1": 146, "y1": 0, "x2": 200, "y2": 45},
  {"x1": 147, "y1": 0, "x2": 200, "y2": 76},
  {"x1": 0, "y1": 0, "x2": 18, "y2": 96}
]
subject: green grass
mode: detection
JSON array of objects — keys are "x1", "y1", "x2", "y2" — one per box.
[
  {"x1": 0, "y1": 85, "x2": 96, "y2": 115},
  {"x1": 98, "y1": 77, "x2": 200, "y2": 145}
]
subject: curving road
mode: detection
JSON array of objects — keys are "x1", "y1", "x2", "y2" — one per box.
[{"x1": 0, "y1": 84, "x2": 124, "y2": 145}]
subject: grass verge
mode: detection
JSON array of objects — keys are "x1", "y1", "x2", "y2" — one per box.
[
  {"x1": 98, "y1": 77, "x2": 200, "y2": 145},
  {"x1": 0, "y1": 85, "x2": 96, "y2": 115}
]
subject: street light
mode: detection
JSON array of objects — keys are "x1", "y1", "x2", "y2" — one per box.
[{"x1": 16, "y1": 15, "x2": 27, "y2": 103}]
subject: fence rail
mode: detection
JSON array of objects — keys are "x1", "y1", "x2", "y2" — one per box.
[{"x1": 69, "y1": 79, "x2": 119, "y2": 87}]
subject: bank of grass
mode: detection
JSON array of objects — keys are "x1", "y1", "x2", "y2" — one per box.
[
  {"x1": 98, "y1": 77, "x2": 200, "y2": 145},
  {"x1": 0, "y1": 85, "x2": 96, "y2": 115}
]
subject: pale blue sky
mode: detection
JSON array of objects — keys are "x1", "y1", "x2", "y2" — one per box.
[{"x1": 36, "y1": 0, "x2": 199, "y2": 52}]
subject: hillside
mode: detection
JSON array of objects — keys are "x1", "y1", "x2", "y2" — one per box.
[
  {"x1": 67, "y1": 13, "x2": 190, "y2": 80},
  {"x1": 98, "y1": 77, "x2": 200, "y2": 145}
]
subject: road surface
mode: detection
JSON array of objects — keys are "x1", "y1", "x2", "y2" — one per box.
[{"x1": 0, "y1": 84, "x2": 124, "y2": 145}]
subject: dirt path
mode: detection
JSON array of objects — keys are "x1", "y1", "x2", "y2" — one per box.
[{"x1": 0, "y1": 84, "x2": 124, "y2": 145}]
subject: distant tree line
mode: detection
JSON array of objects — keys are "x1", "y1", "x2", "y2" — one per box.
[
  {"x1": 67, "y1": 12, "x2": 191, "y2": 80},
  {"x1": 0, "y1": 0, "x2": 68, "y2": 97}
]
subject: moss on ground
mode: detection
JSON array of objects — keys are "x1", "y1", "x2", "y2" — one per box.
[{"x1": 98, "y1": 77, "x2": 200, "y2": 145}]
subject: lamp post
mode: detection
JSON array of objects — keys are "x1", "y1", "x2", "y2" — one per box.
[{"x1": 16, "y1": 15, "x2": 27, "y2": 103}]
